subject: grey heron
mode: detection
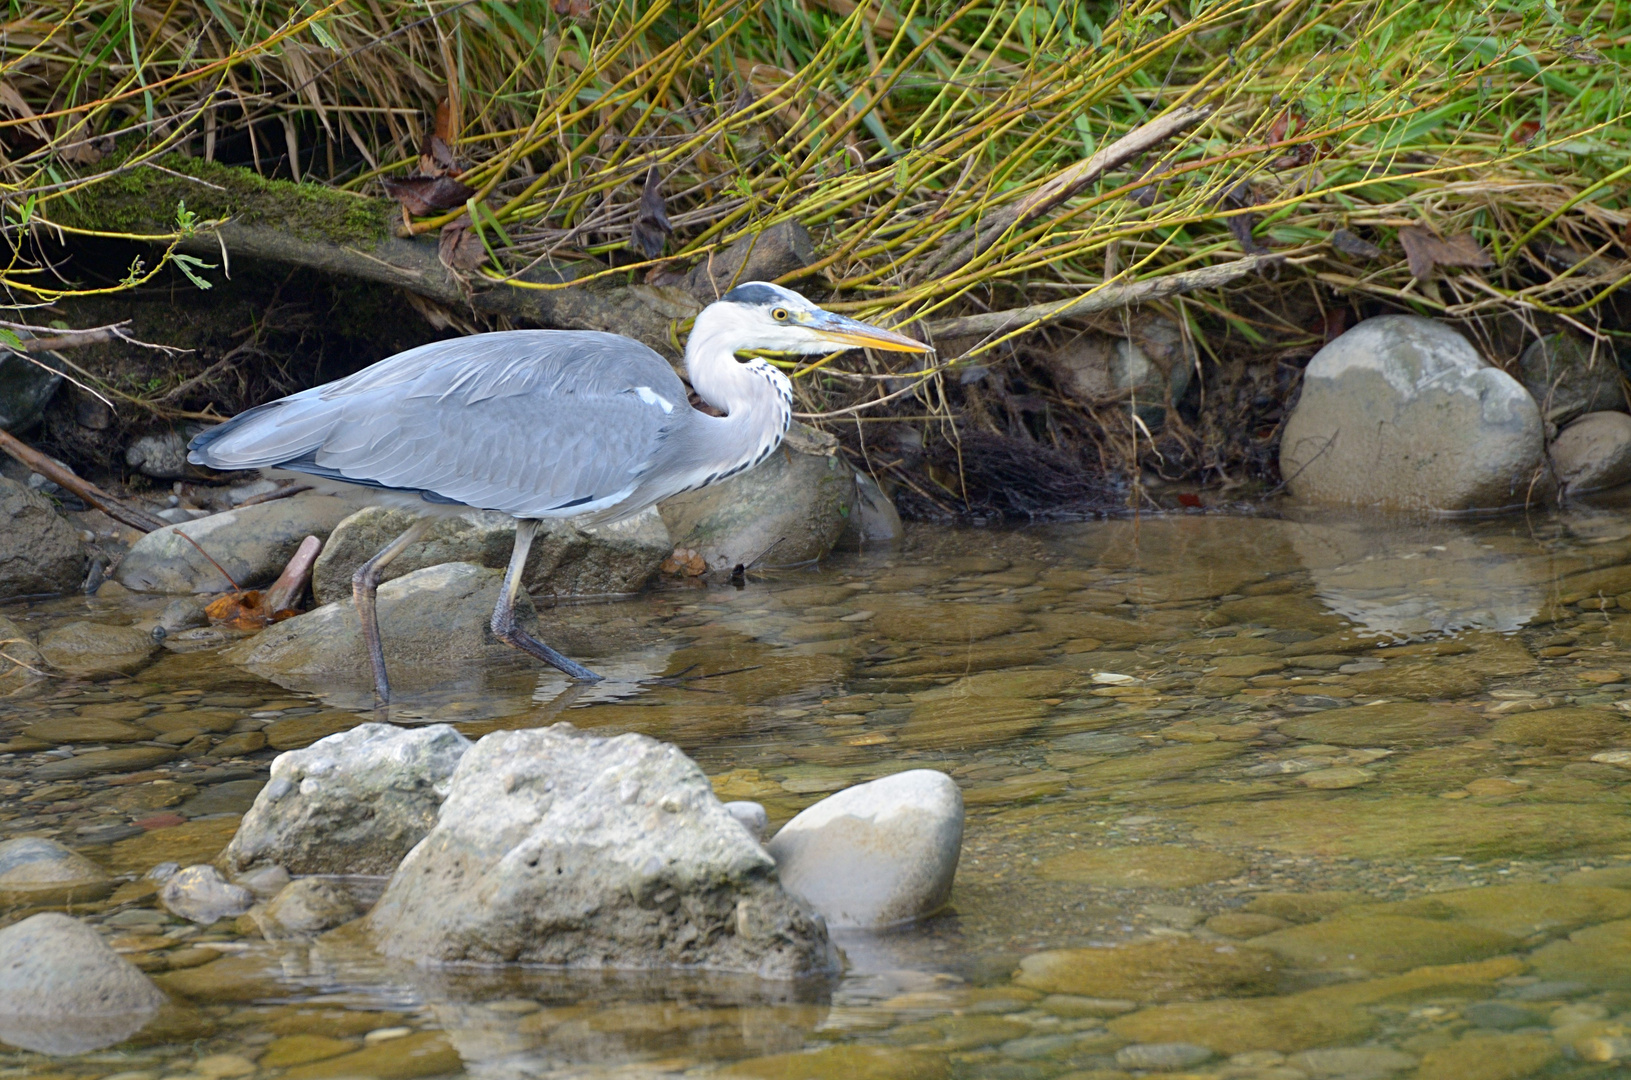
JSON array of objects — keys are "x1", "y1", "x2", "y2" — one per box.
[{"x1": 188, "y1": 281, "x2": 929, "y2": 702}]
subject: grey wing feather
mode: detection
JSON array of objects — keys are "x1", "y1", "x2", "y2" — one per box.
[{"x1": 189, "y1": 331, "x2": 690, "y2": 518}]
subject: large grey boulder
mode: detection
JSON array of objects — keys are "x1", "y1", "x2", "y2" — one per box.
[
  {"x1": 368, "y1": 725, "x2": 836, "y2": 977},
  {"x1": 0, "y1": 837, "x2": 113, "y2": 906},
  {"x1": 1550, "y1": 411, "x2": 1631, "y2": 496},
  {"x1": 1517, "y1": 332, "x2": 1624, "y2": 422},
  {"x1": 767, "y1": 770, "x2": 963, "y2": 929},
  {"x1": 221, "y1": 722, "x2": 470, "y2": 876},
  {"x1": 1279, "y1": 315, "x2": 1547, "y2": 512},
  {"x1": 309, "y1": 505, "x2": 670, "y2": 606},
  {"x1": 221, "y1": 562, "x2": 534, "y2": 687},
  {"x1": 0, "y1": 913, "x2": 166, "y2": 1055},
  {"x1": 38, "y1": 621, "x2": 159, "y2": 677},
  {"x1": 0, "y1": 476, "x2": 86, "y2": 599},
  {"x1": 0, "y1": 351, "x2": 63, "y2": 433},
  {"x1": 658, "y1": 425, "x2": 855, "y2": 572},
  {"x1": 114, "y1": 494, "x2": 354, "y2": 594}
]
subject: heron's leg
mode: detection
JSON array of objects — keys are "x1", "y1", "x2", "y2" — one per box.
[
  {"x1": 491, "y1": 519, "x2": 603, "y2": 682},
  {"x1": 352, "y1": 519, "x2": 430, "y2": 703}
]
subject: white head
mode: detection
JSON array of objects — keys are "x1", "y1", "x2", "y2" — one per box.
[{"x1": 692, "y1": 281, "x2": 932, "y2": 356}]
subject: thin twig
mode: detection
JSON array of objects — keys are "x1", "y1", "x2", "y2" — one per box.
[{"x1": 0, "y1": 429, "x2": 168, "y2": 533}]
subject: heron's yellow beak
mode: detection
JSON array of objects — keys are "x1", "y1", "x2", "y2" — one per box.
[{"x1": 809, "y1": 311, "x2": 933, "y2": 353}]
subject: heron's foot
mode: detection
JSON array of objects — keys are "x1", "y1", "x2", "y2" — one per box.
[
  {"x1": 644, "y1": 663, "x2": 760, "y2": 691},
  {"x1": 495, "y1": 622, "x2": 604, "y2": 682}
]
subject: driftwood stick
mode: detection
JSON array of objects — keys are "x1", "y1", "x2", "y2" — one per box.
[
  {"x1": 264, "y1": 535, "x2": 321, "y2": 613},
  {"x1": 924, "y1": 254, "x2": 1282, "y2": 339},
  {"x1": 926, "y1": 105, "x2": 1212, "y2": 279},
  {"x1": 0, "y1": 428, "x2": 168, "y2": 533},
  {"x1": 13, "y1": 327, "x2": 125, "y2": 352}
]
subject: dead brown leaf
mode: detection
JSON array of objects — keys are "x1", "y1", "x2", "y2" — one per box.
[
  {"x1": 439, "y1": 216, "x2": 487, "y2": 271},
  {"x1": 630, "y1": 165, "x2": 672, "y2": 259},
  {"x1": 382, "y1": 175, "x2": 475, "y2": 216},
  {"x1": 1398, "y1": 226, "x2": 1492, "y2": 280},
  {"x1": 205, "y1": 590, "x2": 298, "y2": 631}
]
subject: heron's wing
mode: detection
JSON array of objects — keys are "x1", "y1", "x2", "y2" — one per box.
[{"x1": 189, "y1": 331, "x2": 691, "y2": 518}]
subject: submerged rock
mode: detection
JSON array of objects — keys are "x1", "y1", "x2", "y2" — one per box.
[
  {"x1": 0, "y1": 913, "x2": 166, "y2": 1055},
  {"x1": 1280, "y1": 315, "x2": 1546, "y2": 511},
  {"x1": 0, "y1": 477, "x2": 86, "y2": 600},
  {"x1": 1550, "y1": 411, "x2": 1631, "y2": 495},
  {"x1": 160, "y1": 864, "x2": 255, "y2": 925},
  {"x1": 253, "y1": 878, "x2": 358, "y2": 940},
  {"x1": 38, "y1": 621, "x2": 160, "y2": 677},
  {"x1": 767, "y1": 770, "x2": 962, "y2": 929},
  {"x1": 1014, "y1": 938, "x2": 1279, "y2": 1002},
  {"x1": 0, "y1": 837, "x2": 114, "y2": 906},
  {"x1": 835, "y1": 471, "x2": 904, "y2": 551},
  {"x1": 221, "y1": 723, "x2": 470, "y2": 876},
  {"x1": 309, "y1": 504, "x2": 670, "y2": 606},
  {"x1": 0, "y1": 615, "x2": 47, "y2": 696},
  {"x1": 659, "y1": 425, "x2": 855, "y2": 572},
  {"x1": 221, "y1": 562, "x2": 534, "y2": 686},
  {"x1": 367, "y1": 724, "x2": 836, "y2": 977},
  {"x1": 115, "y1": 495, "x2": 354, "y2": 594},
  {"x1": 1517, "y1": 332, "x2": 1623, "y2": 422}
]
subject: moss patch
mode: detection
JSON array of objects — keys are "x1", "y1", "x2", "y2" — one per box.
[{"x1": 51, "y1": 154, "x2": 390, "y2": 247}]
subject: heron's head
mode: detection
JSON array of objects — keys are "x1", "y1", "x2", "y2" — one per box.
[{"x1": 703, "y1": 282, "x2": 932, "y2": 356}]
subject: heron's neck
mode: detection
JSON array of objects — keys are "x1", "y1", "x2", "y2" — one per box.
[{"x1": 682, "y1": 312, "x2": 793, "y2": 479}]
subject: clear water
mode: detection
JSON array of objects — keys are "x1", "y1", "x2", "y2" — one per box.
[{"x1": 7, "y1": 509, "x2": 1631, "y2": 1079}]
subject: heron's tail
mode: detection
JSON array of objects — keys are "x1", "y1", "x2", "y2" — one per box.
[{"x1": 187, "y1": 389, "x2": 335, "y2": 471}]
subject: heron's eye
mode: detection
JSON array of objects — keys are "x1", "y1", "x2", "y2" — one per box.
[{"x1": 771, "y1": 307, "x2": 789, "y2": 321}]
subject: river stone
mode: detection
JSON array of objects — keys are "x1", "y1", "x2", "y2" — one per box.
[
  {"x1": 221, "y1": 723, "x2": 470, "y2": 876},
  {"x1": 658, "y1": 429, "x2": 856, "y2": 572},
  {"x1": 1249, "y1": 914, "x2": 1519, "y2": 973},
  {"x1": 1414, "y1": 1032, "x2": 1557, "y2": 1080},
  {"x1": 0, "y1": 477, "x2": 86, "y2": 599},
  {"x1": 0, "y1": 837, "x2": 114, "y2": 906},
  {"x1": 32, "y1": 745, "x2": 179, "y2": 780},
  {"x1": 1280, "y1": 315, "x2": 1546, "y2": 511},
  {"x1": 1280, "y1": 703, "x2": 1486, "y2": 748},
  {"x1": 221, "y1": 562, "x2": 536, "y2": 686},
  {"x1": 161, "y1": 865, "x2": 255, "y2": 925},
  {"x1": 0, "y1": 615, "x2": 47, "y2": 696},
  {"x1": 1490, "y1": 707, "x2": 1626, "y2": 754},
  {"x1": 367, "y1": 724, "x2": 836, "y2": 976},
  {"x1": 1289, "y1": 1047, "x2": 1418, "y2": 1078},
  {"x1": 871, "y1": 597, "x2": 1028, "y2": 644},
  {"x1": 1550, "y1": 411, "x2": 1631, "y2": 495},
  {"x1": 0, "y1": 913, "x2": 167, "y2": 1055},
  {"x1": 309, "y1": 505, "x2": 670, "y2": 606},
  {"x1": 719, "y1": 1045, "x2": 947, "y2": 1080},
  {"x1": 277, "y1": 1031, "x2": 461, "y2": 1080},
  {"x1": 23, "y1": 716, "x2": 150, "y2": 744},
  {"x1": 126, "y1": 430, "x2": 190, "y2": 479},
  {"x1": 767, "y1": 770, "x2": 961, "y2": 929},
  {"x1": 1529, "y1": 918, "x2": 1631, "y2": 987},
  {"x1": 115, "y1": 495, "x2": 354, "y2": 594},
  {"x1": 1518, "y1": 332, "x2": 1624, "y2": 422},
  {"x1": 1013, "y1": 938, "x2": 1279, "y2": 1001},
  {"x1": 1039, "y1": 846, "x2": 1244, "y2": 889},
  {"x1": 836, "y1": 471, "x2": 903, "y2": 551},
  {"x1": 37, "y1": 621, "x2": 160, "y2": 677},
  {"x1": 254, "y1": 878, "x2": 358, "y2": 940},
  {"x1": 1115, "y1": 1042, "x2": 1212, "y2": 1070}
]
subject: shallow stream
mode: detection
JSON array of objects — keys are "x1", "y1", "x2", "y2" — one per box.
[{"x1": 8, "y1": 508, "x2": 1631, "y2": 1079}]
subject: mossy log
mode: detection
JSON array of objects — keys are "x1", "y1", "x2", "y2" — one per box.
[{"x1": 53, "y1": 157, "x2": 685, "y2": 354}]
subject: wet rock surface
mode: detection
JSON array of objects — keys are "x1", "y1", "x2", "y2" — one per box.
[
  {"x1": 160, "y1": 864, "x2": 255, "y2": 924},
  {"x1": 659, "y1": 427, "x2": 856, "y2": 571},
  {"x1": 1518, "y1": 331, "x2": 1624, "y2": 422},
  {"x1": 38, "y1": 620, "x2": 160, "y2": 676},
  {"x1": 0, "y1": 476, "x2": 86, "y2": 600},
  {"x1": 368, "y1": 725, "x2": 836, "y2": 976},
  {"x1": 768, "y1": 769, "x2": 962, "y2": 928},
  {"x1": 1280, "y1": 315, "x2": 1547, "y2": 511},
  {"x1": 309, "y1": 504, "x2": 670, "y2": 606},
  {"x1": 221, "y1": 562, "x2": 535, "y2": 690},
  {"x1": 0, "y1": 836, "x2": 113, "y2": 905},
  {"x1": 115, "y1": 495, "x2": 355, "y2": 594},
  {"x1": 222, "y1": 722, "x2": 469, "y2": 875}
]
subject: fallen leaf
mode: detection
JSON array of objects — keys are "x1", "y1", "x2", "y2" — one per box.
[
  {"x1": 205, "y1": 589, "x2": 300, "y2": 631},
  {"x1": 439, "y1": 216, "x2": 486, "y2": 271},
  {"x1": 1330, "y1": 228, "x2": 1382, "y2": 260},
  {"x1": 0, "y1": 81, "x2": 47, "y2": 141},
  {"x1": 382, "y1": 175, "x2": 475, "y2": 216},
  {"x1": 1220, "y1": 183, "x2": 1270, "y2": 255},
  {"x1": 629, "y1": 165, "x2": 672, "y2": 259},
  {"x1": 58, "y1": 134, "x2": 114, "y2": 166},
  {"x1": 553, "y1": 0, "x2": 592, "y2": 16},
  {"x1": 660, "y1": 547, "x2": 707, "y2": 577},
  {"x1": 1398, "y1": 226, "x2": 1492, "y2": 280}
]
